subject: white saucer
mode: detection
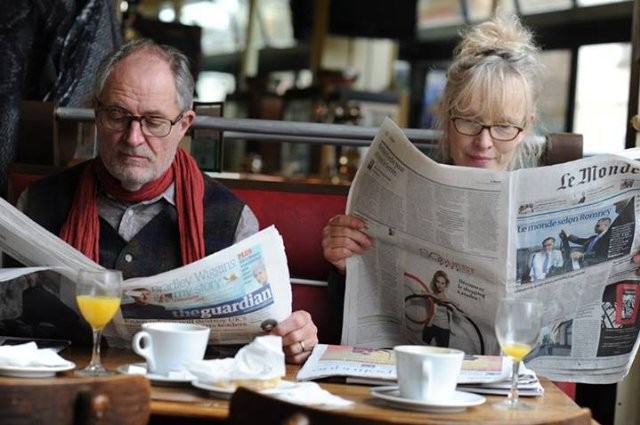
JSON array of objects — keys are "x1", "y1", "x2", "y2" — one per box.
[
  {"x1": 192, "y1": 379, "x2": 297, "y2": 400},
  {"x1": 191, "y1": 380, "x2": 236, "y2": 399},
  {"x1": 0, "y1": 361, "x2": 75, "y2": 378},
  {"x1": 370, "y1": 386, "x2": 486, "y2": 413},
  {"x1": 117, "y1": 363, "x2": 196, "y2": 386}
]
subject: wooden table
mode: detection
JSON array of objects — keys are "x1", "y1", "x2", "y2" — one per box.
[{"x1": 59, "y1": 347, "x2": 595, "y2": 425}]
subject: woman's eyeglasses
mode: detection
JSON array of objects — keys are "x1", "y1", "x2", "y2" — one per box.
[{"x1": 451, "y1": 117, "x2": 523, "y2": 142}]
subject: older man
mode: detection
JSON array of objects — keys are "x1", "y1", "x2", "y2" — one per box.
[
  {"x1": 529, "y1": 237, "x2": 564, "y2": 281},
  {"x1": 19, "y1": 39, "x2": 317, "y2": 363}
]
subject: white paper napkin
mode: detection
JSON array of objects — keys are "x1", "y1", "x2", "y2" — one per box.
[
  {"x1": 0, "y1": 342, "x2": 72, "y2": 367},
  {"x1": 267, "y1": 381, "x2": 353, "y2": 407},
  {"x1": 186, "y1": 336, "x2": 353, "y2": 407},
  {"x1": 187, "y1": 335, "x2": 286, "y2": 383}
]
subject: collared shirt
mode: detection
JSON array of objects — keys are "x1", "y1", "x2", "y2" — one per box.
[
  {"x1": 17, "y1": 184, "x2": 258, "y2": 243},
  {"x1": 530, "y1": 249, "x2": 564, "y2": 281}
]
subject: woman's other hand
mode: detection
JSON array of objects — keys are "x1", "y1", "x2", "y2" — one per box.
[{"x1": 321, "y1": 214, "x2": 372, "y2": 274}]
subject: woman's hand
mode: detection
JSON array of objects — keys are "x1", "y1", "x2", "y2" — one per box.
[{"x1": 321, "y1": 214, "x2": 373, "y2": 273}]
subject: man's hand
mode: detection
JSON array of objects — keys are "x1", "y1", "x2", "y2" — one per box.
[
  {"x1": 321, "y1": 214, "x2": 373, "y2": 273},
  {"x1": 270, "y1": 310, "x2": 318, "y2": 364}
]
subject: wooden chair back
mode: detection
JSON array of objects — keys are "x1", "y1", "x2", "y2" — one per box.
[
  {"x1": 0, "y1": 374, "x2": 151, "y2": 425},
  {"x1": 540, "y1": 133, "x2": 584, "y2": 166},
  {"x1": 228, "y1": 387, "x2": 389, "y2": 425}
]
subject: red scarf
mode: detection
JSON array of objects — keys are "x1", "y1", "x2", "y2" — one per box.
[{"x1": 59, "y1": 148, "x2": 205, "y2": 265}]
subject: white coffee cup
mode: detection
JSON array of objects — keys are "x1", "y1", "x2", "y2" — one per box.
[
  {"x1": 132, "y1": 322, "x2": 210, "y2": 376},
  {"x1": 394, "y1": 345, "x2": 465, "y2": 401}
]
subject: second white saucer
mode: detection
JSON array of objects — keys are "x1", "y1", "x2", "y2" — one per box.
[
  {"x1": 370, "y1": 386, "x2": 486, "y2": 413},
  {"x1": 0, "y1": 361, "x2": 76, "y2": 378},
  {"x1": 117, "y1": 362, "x2": 195, "y2": 386}
]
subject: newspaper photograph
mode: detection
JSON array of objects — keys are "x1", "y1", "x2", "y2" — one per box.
[
  {"x1": 342, "y1": 118, "x2": 640, "y2": 384},
  {"x1": 0, "y1": 194, "x2": 292, "y2": 347}
]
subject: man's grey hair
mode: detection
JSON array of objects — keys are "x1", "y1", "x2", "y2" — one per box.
[{"x1": 93, "y1": 38, "x2": 194, "y2": 112}]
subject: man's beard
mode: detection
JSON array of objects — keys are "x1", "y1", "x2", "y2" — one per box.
[
  {"x1": 103, "y1": 157, "x2": 167, "y2": 192},
  {"x1": 109, "y1": 165, "x2": 156, "y2": 191},
  {"x1": 99, "y1": 144, "x2": 175, "y2": 191}
]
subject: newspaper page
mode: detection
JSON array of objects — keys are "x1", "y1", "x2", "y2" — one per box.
[
  {"x1": 342, "y1": 117, "x2": 640, "y2": 384},
  {"x1": 0, "y1": 195, "x2": 292, "y2": 347},
  {"x1": 296, "y1": 344, "x2": 543, "y2": 396},
  {"x1": 296, "y1": 344, "x2": 509, "y2": 385}
]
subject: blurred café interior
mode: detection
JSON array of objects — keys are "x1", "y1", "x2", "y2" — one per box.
[
  {"x1": 126, "y1": 0, "x2": 638, "y2": 173},
  {"x1": 3, "y1": 0, "x2": 640, "y2": 424},
  {"x1": 6, "y1": 0, "x2": 639, "y2": 193}
]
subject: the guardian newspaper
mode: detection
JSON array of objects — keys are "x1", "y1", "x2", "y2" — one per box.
[{"x1": 0, "y1": 202, "x2": 292, "y2": 347}]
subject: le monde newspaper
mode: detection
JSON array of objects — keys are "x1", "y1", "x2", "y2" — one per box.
[{"x1": 342, "y1": 118, "x2": 640, "y2": 384}]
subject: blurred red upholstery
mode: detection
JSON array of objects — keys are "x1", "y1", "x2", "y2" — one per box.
[
  {"x1": 7, "y1": 173, "x2": 30, "y2": 204},
  {"x1": 229, "y1": 185, "x2": 347, "y2": 280},
  {"x1": 554, "y1": 381, "x2": 577, "y2": 400},
  {"x1": 8, "y1": 169, "x2": 57, "y2": 205},
  {"x1": 225, "y1": 180, "x2": 348, "y2": 344}
]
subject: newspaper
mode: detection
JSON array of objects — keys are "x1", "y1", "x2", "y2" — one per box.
[
  {"x1": 297, "y1": 344, "x2": 544, "y2": 396},
  {"x1": 296, "y1": 344, "x2": 510, "y2": 385},
  {"x1": 457, "y1": 364, "x2": 544, "y2": 397},
  {"x1": 0, "y1": 195, "x2": 292, "y2": 347},
  {"x1": 342, "y1": 118, "x2": 640, "y2": 384}
]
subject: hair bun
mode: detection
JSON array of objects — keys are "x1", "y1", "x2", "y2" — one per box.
[{"x1": 458, "y1": 12, "x2": 538, "y2": 58}]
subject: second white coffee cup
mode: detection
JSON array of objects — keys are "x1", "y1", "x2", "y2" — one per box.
[
  {"x1": 394, "y1": 345, "x2": 465, "y2": 401},
  {"x1": 132, "y1": 322, "x2": 210, "y2": 376}
]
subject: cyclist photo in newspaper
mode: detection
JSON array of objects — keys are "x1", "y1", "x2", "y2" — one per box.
[{"x1": 403, "y1": 269, "x2": 486, "y2": 355}]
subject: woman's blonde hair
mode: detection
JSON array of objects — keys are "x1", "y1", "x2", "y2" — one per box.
[{"x1": 436, "y1": 12, "x2": 546, "y2": 170}]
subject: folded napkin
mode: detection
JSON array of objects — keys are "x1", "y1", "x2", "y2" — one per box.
[
  {"x1": 0, "y1": 342, "x2": 72, "y2": 367},
  {"x1": 187, "y1": 335, "x2": 286, "y2": 384},
  {"x1": 266, "y1": 381, "x2": 353, "y2": 407}
]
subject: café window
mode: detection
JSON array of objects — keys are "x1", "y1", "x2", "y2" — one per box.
[
  {"x1": 168, "y1": 0, "x2": 297, "y2": 101},
  {"x1": 159, "y1": 0, "x2": 296, "y2": 55},
  {"x1": 574, "y1": 42, "x2": 631, "y2": 155},
  {"x1": 417, "y1": 0, "x2": 630, "y2": 25}
]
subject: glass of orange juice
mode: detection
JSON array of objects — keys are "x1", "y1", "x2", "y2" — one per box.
[
  {"x1": 75, "y1": 269, "x2": 123, "y2": 376},
  {"x1": 493, "y1": 298, "x2": 543, "y2": 410}
]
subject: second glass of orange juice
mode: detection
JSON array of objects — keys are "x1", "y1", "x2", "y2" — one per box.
[{"x1": 494, "y1": 298, "x2": 543, "y2": 410}]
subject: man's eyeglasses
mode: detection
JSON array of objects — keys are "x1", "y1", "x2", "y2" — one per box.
[
  {"x1": 451, "y1": 117, "x2": 524, "y2": 142},
  {"x1": 96, "y1": 103, "x2": 184, "y2": 138}
]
